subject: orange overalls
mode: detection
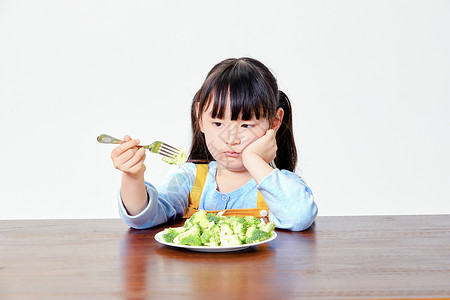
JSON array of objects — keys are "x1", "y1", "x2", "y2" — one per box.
[{"x1": 182, "y1": 164, "x2": 270, "y2": 220}]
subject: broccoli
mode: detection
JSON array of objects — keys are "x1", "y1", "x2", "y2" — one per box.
[
  {"x1": 162, "y1": 148, "x2": 187, "y2": 165},
  {"x1": 208, "y1": 234, "x2": 221, "y2": 246},
  {"x1": 162, "y1": 228, "x2": 183, "y2": 243},
  {"x1": 219, "y1": 222, "x2": 234, "y2": 236},
  {"x1": 200, "y1": 224, "x2": 220, "y2": 245},
  {"x1": 183, "y1": 219, "x2": 194, "y2": 229},
  {"x1": 227, "y1": 217, "x2": 247, "y2": 236},
  {"x1": 259, "y1": 221, "x2": 275, "y2": 233},
  {"x1": 189, "y1": 210, "x2": 214, "y2": 231},
  {"x1": 245, "y1": 227, "x2": 271, "y2": 244},
  {"x1": 220, "y1": 234, "x2": 243, "y2": 246},
  {"x1": 206, "y1": 212, "x2": 222, "y2": 224},
  {"x1": 244, "y1": 216, "x2": 261, "y2": 226},
  {"x1": 173, "y1": 224, "x2": 201, "y2": 245},
  {"x1": 245, "y1": 225, "x2": 257, "y2": 238},
  {"x1": 161, "y1": 210, "x2": 275, "y2": 247},
  {"x1": 180, "y1": 234, "x2": 202, "y2": 246}
]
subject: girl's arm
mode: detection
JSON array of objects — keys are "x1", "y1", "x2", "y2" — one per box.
[
  {"x1": 242, "y1": 129, "x2": 277, "y2": 184},
  {"x1": 257, "y1": 170, "x2": 317, "y2": 231},
  {"x1": 111, "y1": 135, "x2": 148, "y2": 216},
  {"x1": 242, "y1": 129, "x2": 317, "y2": 231},
  {"x1": 118, "y1": 163, "x2": 196, "y2": 229}
]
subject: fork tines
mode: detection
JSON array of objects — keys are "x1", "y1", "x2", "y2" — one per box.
[{"x1": 158, "y1": 143, "x2": 179, "y2": 158}]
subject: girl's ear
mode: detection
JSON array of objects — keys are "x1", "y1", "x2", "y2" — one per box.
[{"x1": 272, "y1": 107, "x2": 284, "y2": 133}]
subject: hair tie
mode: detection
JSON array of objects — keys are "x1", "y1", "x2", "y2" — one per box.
[{"x1": 278, "y1": 90, "x2": 291, "y2": 111}]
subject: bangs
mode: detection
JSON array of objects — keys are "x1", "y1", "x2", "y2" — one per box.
[{"x1": 200, "y1": 60, "x2": 276, "y2": 121}]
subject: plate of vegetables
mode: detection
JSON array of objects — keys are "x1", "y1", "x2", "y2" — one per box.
[{"x1": 154, "y1": 210, "x2": 277, "y2": 252}]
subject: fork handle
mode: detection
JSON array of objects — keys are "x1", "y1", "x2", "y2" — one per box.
[{"x1": 97, "y1": 134, "x2": 123, "y2": 144}]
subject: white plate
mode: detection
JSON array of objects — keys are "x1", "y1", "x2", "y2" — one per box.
[{"x1": 154, "y1": 228, "x2": 277, "y2": 252}]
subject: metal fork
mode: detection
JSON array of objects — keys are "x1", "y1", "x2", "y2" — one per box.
[{"x1": 97, "y1": 134, "x2": 180, "y2": 159}]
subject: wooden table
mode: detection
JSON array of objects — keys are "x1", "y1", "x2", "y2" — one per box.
[{"x1": 1, "y1": 215, "x2": 449, "y2": 299}]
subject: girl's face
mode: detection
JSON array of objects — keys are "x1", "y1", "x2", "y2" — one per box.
[{"x1": 199, "y1": 100, "x2": 270, "y2": 172}]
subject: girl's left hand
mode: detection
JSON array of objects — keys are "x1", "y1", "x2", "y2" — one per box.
[{"x1": 242, "y1": 129, "x2": 277, "y2": 165}]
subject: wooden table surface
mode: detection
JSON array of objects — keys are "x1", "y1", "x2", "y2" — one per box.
[{"x1": 1, "y1": 215, "x2": 449, "y2": 300}]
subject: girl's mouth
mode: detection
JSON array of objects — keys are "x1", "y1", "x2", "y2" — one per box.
[{"x1": 224, "y1": 151, "x2": 240, "y2": 158}]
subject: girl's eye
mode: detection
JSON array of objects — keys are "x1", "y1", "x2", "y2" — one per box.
[
  {"x1": 213, "y1": 122, "x2": 223, "y2": 127},
  {"x1": 241, "y1": 124, "x2": 253, "y2": 129}
]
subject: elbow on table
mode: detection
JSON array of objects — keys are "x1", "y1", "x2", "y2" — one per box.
[
  {"x1": 121, "y1": 216, "x2": 153, "y2": 230},
  {"x1": 291, "y1": 214, "x2": 317, "y2": 231},
  {"x1": 276, "y1": 201, "x2": 318, "y2": 232}
]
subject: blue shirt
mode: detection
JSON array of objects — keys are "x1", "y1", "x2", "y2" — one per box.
[{"x1": 119, "y1": 161, "x2": 318, "y2": 231}]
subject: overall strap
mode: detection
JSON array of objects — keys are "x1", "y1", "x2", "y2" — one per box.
[
  {"x1": 183, "y1": 163, "x2": 270, "y2": 220},
  {"x1": 183, "y1": 164, "x2": 208, "y2": 218},
  {"x1": 189, "y1": 164, "x2": 208, "y2": 209}
]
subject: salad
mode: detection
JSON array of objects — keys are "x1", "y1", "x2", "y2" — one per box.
[{"x1": 161, "y1": 210, "x2": 275, "y2": 247}]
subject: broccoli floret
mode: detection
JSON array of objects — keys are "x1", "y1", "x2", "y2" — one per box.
[
  {"x1": 162, "y1": 227, "x2": 188, "y2": 243},
  {"x1": 234, "y1": 222, "x2": 247, "y2": 236},
  {"x1": 208, "y1": 234, "x2": 221, "y2": 246},
  {"x1": 220, "y1": 234, "x2": 243, "y2": 246},
  {"x1": 206, "y1": 212, "x2": 221, "y2": 224},
  {"x1": 189, "y1": 210, "x2": 214, "y2": 231},
  {"x1": 244, "y1": 216, "x2": 261, "y2": 227},
  {"x1": 219, "y1": 222, "x2": 234, "y2": 236},
  {"x1": 162, "y1": 228, "x2": 182, "y2": 243},
  {"x1": 226, "y1": 216, "x2": 240, "y2": 223},
  {"x1": 161, "y1": 148, "x2": 187, "y2": 165},
  {"x1": 246, "y1": 225, "x2": 257, "y2": 238},
  {"x1": 218, "y1": 219, "x2": 244, "y2": 246},
  {"x1": 259, "y1": 221, "x2": 275, "y2": 233},
  {"x1": 245, "y1": 228, "x2": 270, "y2": 244},
  {"x1": 227, "y1": 217, "x2": 247, "y2": 236},
  {"x1": 200, "y1": 224, "x2": 220, "y2": 245},
  {"x1": 183, "y1": 219, "x2": 194, "y2": 229},
  {"x1": 173, "y1": 224, "x2": 201, "y2": 245},
  {"x1": 180, "y1": 234, "x2": 202, "y2": 246}
]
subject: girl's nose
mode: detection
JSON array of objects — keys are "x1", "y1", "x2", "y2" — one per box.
[{"x1": 224, "y1": 124, "x2": 241, "y2": 145}]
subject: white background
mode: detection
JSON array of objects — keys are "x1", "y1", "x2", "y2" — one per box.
[{"x1": 1, "y1": 0, "x2": 449, "y2": 220}]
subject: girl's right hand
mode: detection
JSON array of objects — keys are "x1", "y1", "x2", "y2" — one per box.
[{"x1": 111, "y1": 135, "x2": 146, "y2": 178}]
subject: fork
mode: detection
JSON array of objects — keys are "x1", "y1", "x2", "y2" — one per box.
[{"x1": 97, "y1": 134, "x2": 180, "y2": 159}]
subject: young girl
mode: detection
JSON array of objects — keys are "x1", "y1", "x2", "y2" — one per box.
[{"x1": 111, "y1": 57, "x2": 317, "y2": 231}]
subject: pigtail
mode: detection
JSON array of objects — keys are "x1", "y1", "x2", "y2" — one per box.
[{"x1": 274, "y1": 91, "x2": 297, "y2": 172}]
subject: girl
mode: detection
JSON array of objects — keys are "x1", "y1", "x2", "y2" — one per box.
[{"x1": 111, "y1": 57, "x2": 317, "y2": 231}]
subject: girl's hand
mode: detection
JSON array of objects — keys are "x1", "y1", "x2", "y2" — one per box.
[
  {"x1": 111, "y1": 135, "x2": 146, "y2": 178},
  {"x1": 242, "y1": 129, "x2": 277, "y2": 166}
]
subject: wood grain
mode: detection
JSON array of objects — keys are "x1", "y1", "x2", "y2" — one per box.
[{"x1": 1, "y1": 215, "x2": 449, "y2": 299}]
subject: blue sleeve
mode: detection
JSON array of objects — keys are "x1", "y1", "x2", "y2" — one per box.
[
  {"x1": 118, "y1": 163, "x2": 196, "y2": 229},
  {"x1": 257, "y1": 169, "x2": 318, "y2": 231}
]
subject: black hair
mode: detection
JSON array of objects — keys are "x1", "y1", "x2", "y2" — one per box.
[{"x1": 188, "y1": 57, "x2": 298, "y2": 172}]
